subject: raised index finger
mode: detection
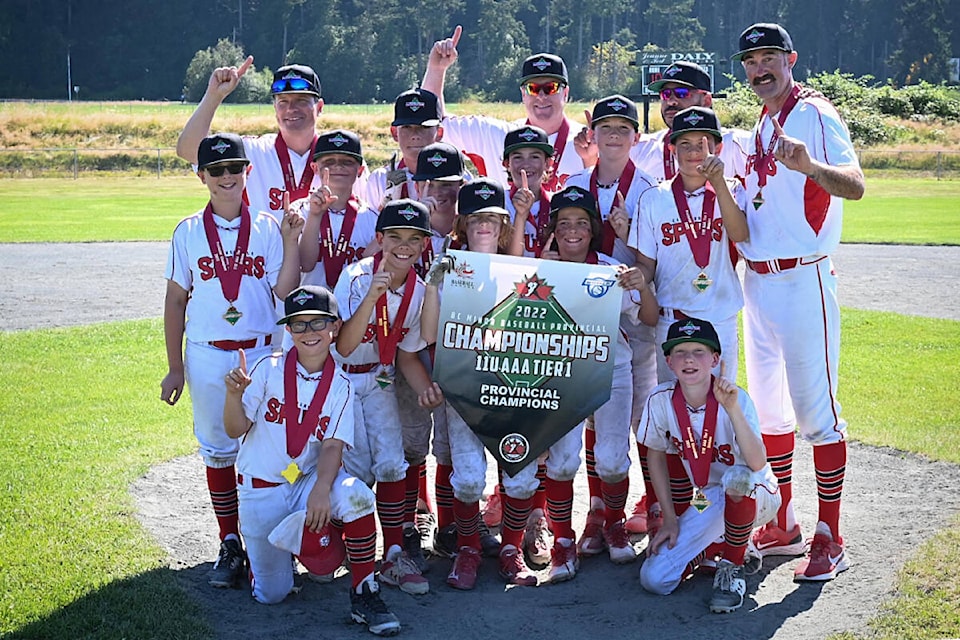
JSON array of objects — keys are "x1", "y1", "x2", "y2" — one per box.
[
  {"x1": 700, "y1": 135, "x2": 709, "y2": 155},
  {"x1": 521, "y1": 169, "x2": 529, "y2": 190},
  {"x1": 616, "y1": 191, "x2": 625, "y2": 208},
  {"x1": 451, "y1": 25, "x2": 462, "y2": 47},
  {"x1": 583, "y1": 109, "x2": 592, "y2": 128},
  {"x1": 719, "y1": 359, "x2": 726, "y2": 379},
  {"x1": 237, "y1": 55, "x2": 254, "y2": 78},
  {"x1": 770, "y1": 115, "x2": 785, "y2": 137},
  {"x1": 239, "y1": 348, "x2": 247, "y2": 373}
]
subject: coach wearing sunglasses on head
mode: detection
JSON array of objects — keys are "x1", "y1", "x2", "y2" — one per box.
[
  {"x1": 177, "y1": 59, "x2": 325, "y2": 223},
  {"x1": 421, "y1": 25, "x2": 588, "y2": 191}
]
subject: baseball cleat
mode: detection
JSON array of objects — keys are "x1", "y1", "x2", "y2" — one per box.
[
  {"x1": 208, "y1": 538, "x2": 246, "y2": 588},
  {"x1": 403, "y1": 523, "x2": 428, "y2": 573},
  {"x1": 351, "y1": 580, "x2": 401, "y2": 636},
  {"x1": 379, "y1": 550, "x2": 430, "y2": 595},
  {"x1": 625, "y1": 497, "x2": 649, "y2": 534},
  {"x1": 794, "y1": 521, "x2": 849, "y2": 582},
  {"x1": 522, "y1": 512, "x2": 553, "y2": 567},
  {"x1": 577, "y1": 509, "x2": 606, "y2": 556},
  {"x1": 432, "y1": 523, "x2": 458, "y2": 559},
  {"x1": 446, "y1": 546, "x2": 482, "y2": 590},
  {"x1": 479, "y1": 520, "x2": 502, "y2": 558},
  {"x1": 548, "y1": 538, "x2": 579, "y2": 583},
  {"x1": 750, "y1": 521, "x2": 806, "y2": 557},
  {"x1": 709, "y1": 559, "x2": 746, "y2": 613},
  {"x1": 482, "y1": 489, "x2": 503, "y2": 528},
  {"x1": 603, "y1": 520, "x2": 637, "y2": 564},
  {"x1": 499, "y1": 545, "x2": 539, "y2": 586}
]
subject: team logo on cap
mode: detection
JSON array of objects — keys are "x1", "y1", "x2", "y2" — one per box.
[
  {"x1": 532, "y1": 57, "x2": 552, "y2": 71},
  {"x1": 328, "y1": 133, "x2": 349, "y2": 147},
  {"x1": 474, "y1": 185, "x2": 496, "y2": 200},
  {"x1": 399, "y1": 205, "x2": 420, "y2": 220},
  {"x1": 293, "y1": 290, "x2": 313, "y2": 306},
  {"x1": 427, "y1": 152, "x2": 447, "y2": 167},
  {"x1": 665, "y1": 65, "x2": 682, "y2": 77},
  {"x1": 500, "y1": 433, "x2": 529, "y2": 463},
  {"x1": 745, "y1": 29, "x2": 765, "y2": 43},
  {"x1": 211, "y1": 140, "x2": 231, "y2": 155},
  {"x1": 683, "y1": 112, "x2": 704, "y2": 126},
  {"x1": 606, "y1": 98, "x2": 628, "y2": 112},
  {"x1": 678, "y1": 320, "x2": 701, "y2": 336},
  {"x1": 405, "y1": 98, "x2": 425, "y2": 112},
  {"x1": 281, "y1": 71, "x2": 301, "y2": 80},
  {"x1": 564, "y1": 189, "x2": 585, "y2": 201},
  {"x1": 582, "y1": 276, "x2": 616, "y2": 298},
  {"x1": 519, "y1": 129, "x2": 539, "y2": 141}
]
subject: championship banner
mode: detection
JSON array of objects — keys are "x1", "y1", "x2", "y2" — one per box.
[{"x1": 433, "y1": 250, "x2": 622, "y2": 476}]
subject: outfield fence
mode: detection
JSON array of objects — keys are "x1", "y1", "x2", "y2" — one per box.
[{"x1": 0, "y1": 147, "x2": 958, "y2": 179}]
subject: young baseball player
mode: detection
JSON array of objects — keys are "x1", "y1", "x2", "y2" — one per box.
[
  {"x1": 733, "y1": 23, "x2": 864, "y2": 582},
  {"x1": 564, "y1": 96, "x2": 660, "y2": 554},
  {"x1": 502, "y1": 124, "x2": 556, "y2": 258},
  {"x1": 177, "y1": 61, "x2": 325, "y2": 221},
  {"x1": 535, "y1": 186, "x2": 657, "y2": 581},
  {"x1": 160, "y1": 133, "x2": 303, "y2": 588},
  {"x1": 361, "y1": 88, "x2": 445, "y2": 210},
  {"x1": 416, "y1": 179, "x2": 515, "y2": 589},
  {"x1": 639, "y1": 318, "x2": 780, "y2": 614},
  {"x1": 631, "y1": 106, "x2": 748, "y2": 383},
  {"x1": 297, "y1": 130, "x2": 379, "y2": 290},
  {"x1": 332, "y1": 198, "x2": 445, "y2": 596},
  {"x1": 222, "y1": 285, "x2": 401, "y2": 635},
  {"x1": 422, "y1": 26, "x2": 586, "y2": 190}
]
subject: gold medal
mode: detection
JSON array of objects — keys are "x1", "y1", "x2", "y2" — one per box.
[
  {"x1": 281, "y1": 461, "x2": 302, "y2": 484},
  {"x1": 752, "y1": 189, "x2": 764, "y2": 210},
  {"x1": 223, "y1": 305, "x2": 243, "y2": 325},
  {"x1": 693, "y1": 271, "x2": 713, "y2": 292},
  {"x1": 691, "y1": 487, "x2": 711, "y2": 513},
  {"x1": 375, "y1": 367, "x2": 394, "y2": 389}
]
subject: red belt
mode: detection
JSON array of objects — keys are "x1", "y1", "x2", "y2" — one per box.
[
  {"x1": 209, "y1": 335, "x2": 272, "y2": 351},
  {"x1": 341, "y1": 362, "x2": 379, "y2": 374},
  {"x1": 744, "y1": 258, "x2": 799, "y2": 274},
  {"x1": 659, "y1": 308, "x2": 690, "y2": 321},
  {"x1": 237, "y1": 473, "x2": 282, "y2": 489}
]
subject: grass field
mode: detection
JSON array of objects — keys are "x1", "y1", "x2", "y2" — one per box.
[
  {"x1": 0, "y1": 175, "x2": 958, "y2": 245},
  {"x1": 0, "y1": 313, "x2": 957, "y2": 638}
]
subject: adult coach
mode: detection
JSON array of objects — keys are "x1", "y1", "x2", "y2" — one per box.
[
  {"x1": 422, "y1": 26, "x2": 586, "y2": 190},
  {"x1": 177, "y1": 58, "x2": 324, "y2": 221},
  {"x1": 728, "y1": 23, "x2": 864, "y2": 582}
]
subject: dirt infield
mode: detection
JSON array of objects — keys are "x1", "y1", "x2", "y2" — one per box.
[{"x1": 3, "y1": 241, "x2": 959, "y2": 639}]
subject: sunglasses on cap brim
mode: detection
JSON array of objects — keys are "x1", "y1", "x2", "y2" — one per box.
[
  {"x1": 522, "y1": 81, "x2": 565, "y2": 96},
  {"x1": 205, "y1": 164, "x2": 247, "y2": 176},
  {"x1": 271, "y1": 77, "x2": 315, "y2": 93}
]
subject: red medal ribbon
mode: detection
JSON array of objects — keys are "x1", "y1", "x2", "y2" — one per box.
[
  {"x1": 283, "y1": 349, "x2": 336, "y2": 458},
  {"x1": 671, "y1": 379, "x2": 719, "y2": 489},
  {"x1": 201, "y1": 202, "x2": 251, "y2": 304},
  {"x1": 275, "y1": 134, "x2": 318, "y2": 202},
  {"x1": 534, "y1": 117, "x2": 571, "y2": 192},
  {"x1": 318, "y1": 198, "x2": 359, "y2": 287},
  {"x1": 753, "y1": 84, "x2": 802, "y2": 190},
  {"x1": 670, "y1": 177, "x2": 717, "y2": 269},
  {"x1": 371, "y1": 253, "x2": 417, "y2": 368},
  {"x1": 585, "y1": 250, "x2": 599, "y2": 265},
  {"x1": 662, "y1": 132, "x2": 676, "y2": 180},
  {"x1": 509, "y1": 184, "x2": 552, "y2": 250},
  {"x1": 589, "y1": 160, "x2": 636, "y2": 255}
]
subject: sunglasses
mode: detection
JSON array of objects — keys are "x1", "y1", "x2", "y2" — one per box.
[
  {"x1": 205, "y1": 164, "x2": 246, "y2": 177},
  {"x1": 271, "y1": 77, "x2": 314, "y2": 93},
  {"x1": 288, "y1": 318, "x2": 333, "y2": 333},
  {"x1": 522, "y1": 81, "x2": 564, "y2": 96},
  {"x1": 659, "y1": 87, "x2": 697, "y2": 100}
]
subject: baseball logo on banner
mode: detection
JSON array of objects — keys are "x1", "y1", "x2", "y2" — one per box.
[{"x1": 433, "y1": 250, "x2": 621, "y2": 476}]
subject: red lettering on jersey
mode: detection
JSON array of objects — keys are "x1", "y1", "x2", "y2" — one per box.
[
  {"x1": 660, "y1": 222, "x2": 685, "y2": 247},
  {"x1": 711, "y1": 218, "x2": 724, "y2": 242},
  {"x1": 198, "y1": 255, "x2": 265, "y2": 281},
  {"x1": 268, "y1": 188, "x2": 285, "y2": 211},
  {"x1": 198, "y1": 257, "x2": 216, "y2": 281},
  {"x1": 264, "y1": 397, "x2": 284, "y2": 424},
  {"x1": 524, "y1": 233, "x2": 538, "y2": 254},
  {"x1": 714, "y1": 443, "x2": 734, "y2": 466},
  {"x1": 316, "y1": 415, "x2": 331, "y2": 440}
]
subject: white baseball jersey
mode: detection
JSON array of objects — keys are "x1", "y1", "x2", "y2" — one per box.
[
  {"x1": 639, "y1": 381, "x2": 777, "y2": 493},
  {"x1": 331, "y1": 256, "x2": 428, "y2": 371},
  {"x1": 739, "y1": 96, "x2": 859, "y2": 262},
  {"x1": 241, "y1": 134, "x2": 312, "y2": 221},
  {"x1": 565, "y1": 164, "x2": 657, "y2": 266},
  {"x1": 165, "y1": 208, "x2": 283, "y2": 342},
  {"x1": 238, "y1": 352, "x2": 355, "y2": 483},
  {"x1": 440, "y1": 115, "x2": 584, "y2": 188},
  {"x1": 289, "y1": 196, "x2": 379, "y2": 290},
  {"x1": 631, "y1": 178, "x2": 746, "y2": 321},
  {"x1": 632, "y1": 128, "x2": 751, "y2": 184}
]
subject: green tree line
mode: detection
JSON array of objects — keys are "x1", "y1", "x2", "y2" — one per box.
[{"x1": 1, "y1": 0, "x2": 956, "y2": 102}]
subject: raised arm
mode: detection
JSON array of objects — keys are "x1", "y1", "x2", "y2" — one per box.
[
  {"x1": 176, "y1": 56, "x2": 254, "y2": 163},
  {"x1": 421, "y1": 25, "x2": 462, "y2": 115}
]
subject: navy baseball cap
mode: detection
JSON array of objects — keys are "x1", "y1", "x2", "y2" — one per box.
[
  {"x1": 271, "y1": 64, "x2": 322, "y2": 97},
  {"x1": 662, "y1": 317, "x2": 722, "y2": 356},
  {"x1": 277, "y1": 285, "x2": 340, "y2": 325},
  {"x1": 392, "y1": 88, "x2": 442, "y2": 127},
  {"x1": 549, "y1": 186, "x2": 599, "y2": 220},
  {"x1": 647, "y1": 61, "x2": 712, "y2": 93},
  {"x1": 412, "y1": 142, "x2": 465, "y2": 182},
  {"x1": 591, "y1": 94, "x2": 639, "y2": 130},
  {"x1": 197, "y1": 133, "x2": 249, "y2": 170},
  {"x1": 669, "y1": 107, "x2": 722, "y2": 143},
  {"x1": 458, "y1": 179, "x2": 509, "y2": 217},
  {"x1": 503, "y1": 125, "x2": 554, "y2": 160},
  {"x1": 312, "y1": 130, "x2": 363, "y2": 163},
  {"x1": 377, "y1": 199, "x2": 432, "y2": 234},
  {"x1": 732, "y1": 23, "x2": 794, "y2": 61},
  {"x1": 520, "y1": 53, "x2": 568, "y2": 84}
]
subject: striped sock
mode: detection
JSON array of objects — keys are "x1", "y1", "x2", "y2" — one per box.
[
  {"x1": 435, "y1": 463, "x2": 455, "y2": 529},
  {"x1": 763, "y1": 433, "x2": 796, "y2": 529},
  {"x1": 205, "y1": 465, "x2": 239, "y2": 541},
  {"x1": 376, "y1": 479, "x2": 406, "y2": 552},
  {"x1": 545, "y1": 477, "x2": 575, "y2": 540},
  {"x1": 453, "y1": 498, "x2": 481, "y2": 551},
  {"x1": 722, "y1": 495, "x2": 757, "y2": 565},
  {"x1": 814, "y1": 440, "x2": 846, "y2": 540},
  {"x1": 403, "y1": 463, "x2": 421, "y2": 526},
  {"x1": 343, "y1": 514, "x2": 377, "y2": 590},
  {"x1": 601, "y1": 477, "x2": 630, "y2": 524},
  {"x1": 585, "y1": 427, "x2": 602, "y2": 503},
  {"x1": 501, "y1": 494, "x2": 533, "y2": 549}
]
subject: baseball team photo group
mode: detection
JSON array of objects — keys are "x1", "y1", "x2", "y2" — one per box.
[{"x1": 2, "y1": 7, "x2": 960, "y2": 640}]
